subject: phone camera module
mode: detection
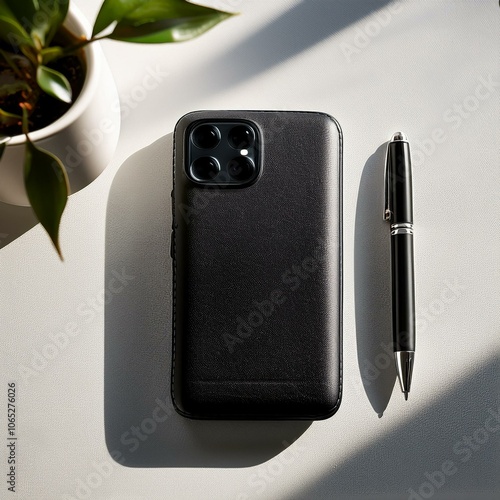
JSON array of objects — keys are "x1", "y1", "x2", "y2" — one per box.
[
  {"x1": 227, "y1": 156, "x2": 255, "y2": 181},
  {"x1": 190, "y1": 157, "x2": 220, "y2": 181},
  {"x1": 228, "y1": 125, "x2": 255, "y2": 149},
  {"x1": 187, "y1": 121, "x2": 260, "y2": 186},
  {"x1": 192, "y1": 124, "x2": 220, "y2": 149}
]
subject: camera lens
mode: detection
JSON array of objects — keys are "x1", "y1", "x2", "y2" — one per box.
[
  {"x1": 192, "y1": 124, "x2": 220, "y2": 149},
  {"x1": 228, "y1": 125, "x2": 255, "y2": 149},
  {"x1": 190, "y1": 157, "x2": 220, "y2": 181},
  {"x1": 227, "y1": 156, "x2": 255, "y2": 182}
]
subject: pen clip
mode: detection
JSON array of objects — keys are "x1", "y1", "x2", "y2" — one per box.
[
  {"x1": 384, "y1": 132, "x2": 408, "y2": 221},
  {"x1": 383, "y1": 141, "x2": 392, "y2": 221}
]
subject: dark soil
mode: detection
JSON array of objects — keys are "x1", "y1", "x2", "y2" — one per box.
[{"x1": 0, "y1": 27, "x2": 86, "y2": 137}]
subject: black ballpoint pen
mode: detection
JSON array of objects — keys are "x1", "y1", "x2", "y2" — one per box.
[{"x1": 384, "y1": 132, "x2": 415, "y2": 400}]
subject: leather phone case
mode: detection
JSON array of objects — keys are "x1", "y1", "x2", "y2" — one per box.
[{"x1": 171, "y1": 110, "x2": 342, "y2": 419}]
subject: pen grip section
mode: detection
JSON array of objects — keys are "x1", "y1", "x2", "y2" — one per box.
[{"x1": 391, "y1": 232, "x2": 415, "y2": 351}]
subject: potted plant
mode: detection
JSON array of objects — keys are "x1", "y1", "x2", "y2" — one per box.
[{"x1": 0, "y1": 0, "x2": 234, "y2": 258}]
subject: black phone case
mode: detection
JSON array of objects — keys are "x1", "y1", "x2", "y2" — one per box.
[{"x1": 171, "y1": 110, "x2": 342, "y2": 420}]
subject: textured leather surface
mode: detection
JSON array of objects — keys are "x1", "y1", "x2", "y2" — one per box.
[{"x1": 172, "y1": 111, "x2": 342, "y2": 419}]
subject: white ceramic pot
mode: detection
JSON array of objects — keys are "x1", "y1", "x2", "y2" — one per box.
[{"x1": 0, "y1": 5, "x2": 120, "y2": 206}]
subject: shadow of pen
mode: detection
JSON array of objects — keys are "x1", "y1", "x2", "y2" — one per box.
[{"x1": 354, "y1": 142, "x2": 397, "y2": 417}]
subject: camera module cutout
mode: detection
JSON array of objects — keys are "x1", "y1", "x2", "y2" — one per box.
[{"x1": 186, "y1": 120, "x2": 260, "y2": 187}]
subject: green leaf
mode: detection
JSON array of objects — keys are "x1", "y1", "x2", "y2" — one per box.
[
  {"x1": 40, "y1": 45, "x2": 64, "y2": 64},
  {"x1": 0, "y1": 1, "x2": 33, "y2": 47},
  {"x1": 5, "y1": 0, "x2": 69, "y2": 46},
  {"x1": 93, "y1": 0, "x2": 234, "y2": 43},
  {"x1": 0, "y1": 107, "x2": 21, "y2": 127},
  {"x1": 24, "y1": 139, "x2": 69, "y2": 259},
  {"x1": 0, "y1": 80, "x2": 30, "y2": 97},
  {"x1": 93, "y1": 0, "x2": 143, "y2": 37},
  {"x1": 36, "y1": 64, "x2": 72, "y2": 103},
  {"x1": 0, "y1": 134, "x2": 9, "y2": 160},
  {"x1": 3, "y1": 0, "x2": 37, "y2": 29},
  {"x1": 111, "y1": 11, "x2": 233, "y2": 43}
]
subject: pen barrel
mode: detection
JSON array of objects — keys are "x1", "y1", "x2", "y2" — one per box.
[
  {"x1": 388, "y1": 140, "x2": 413, "y2": 223},
  {"x1": 391, "y1": 231, "x2": 415, "y2": 351}
]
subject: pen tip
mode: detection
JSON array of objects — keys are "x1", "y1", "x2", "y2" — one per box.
[
  {"x1": 391, "y1": 132, "x2": 408, "y2": 142},
  {"x1": 404, "y1": 391, "x2": 409, "y2": 401}
]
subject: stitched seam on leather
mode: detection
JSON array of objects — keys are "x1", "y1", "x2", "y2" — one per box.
[
  {"x1": 171, "y1": 123, "x2": 178, "y2": 413},
  {"x1": 339, "y1": 117, "x2": 344, "y2": 416},
  {"x1": 332, "y1": 114, "x2": 343, "y2": 417}
]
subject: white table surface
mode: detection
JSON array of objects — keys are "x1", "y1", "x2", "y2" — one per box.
[{"x1": 1, "y1": 1, "x2": 499, "y2": 499}]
